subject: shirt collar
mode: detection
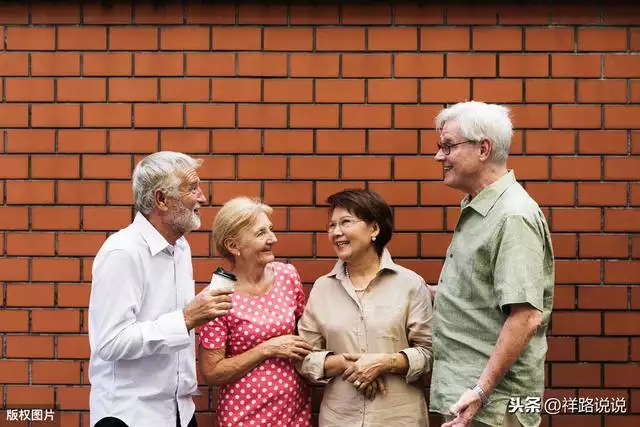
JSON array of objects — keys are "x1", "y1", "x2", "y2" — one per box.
[
  {"x1": 327, "y1": 248, "x2": 400, "y2": 280},
  {"x1": 461, "y1": 170, "x2": 516, "y2": 217},
  {"x1": 134, "y1": 212, "x2": 184, "y2": 256}
]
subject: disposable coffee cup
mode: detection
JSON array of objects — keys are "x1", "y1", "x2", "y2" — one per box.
[{"x1": 208, "y1": 267, "x2": 237, "y2": 291}]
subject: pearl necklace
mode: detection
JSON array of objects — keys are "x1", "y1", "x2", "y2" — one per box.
[{"x1": 345, "y1": 265, "x2": 369, "y2": 292}]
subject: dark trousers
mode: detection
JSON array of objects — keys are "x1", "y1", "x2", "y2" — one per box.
[{"x1": 95, "y1": 414, "x2": 197, "y2": 427}]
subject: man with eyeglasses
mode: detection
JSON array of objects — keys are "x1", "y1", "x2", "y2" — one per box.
[{"x1": 428, "y1": 101, "x2": 554, "y2": 427}]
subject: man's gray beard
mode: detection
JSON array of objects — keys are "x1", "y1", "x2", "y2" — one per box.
[{"x1": 169, "y1": 207, "x2": 201, "y2": 235}]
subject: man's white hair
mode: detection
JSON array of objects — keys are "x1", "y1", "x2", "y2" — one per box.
[
  {"x1": 132, "y1": 151, "x2": 203, "y2": 214},
  {"x1": 435, "y1": 101, "x2": 513, "y2": 164}
]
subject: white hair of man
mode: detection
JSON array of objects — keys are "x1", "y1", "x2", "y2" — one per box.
[
  {"x1": 435, "y1": 101, "x2": 513, "y2": 164},
  {"x1": 132, "y1": 151, "x2": 203, "y2": 214}
]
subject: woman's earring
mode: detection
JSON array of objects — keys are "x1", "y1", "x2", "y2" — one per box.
[{"x1": 371, "y1": 236, "x2": 377, "y2": 242}]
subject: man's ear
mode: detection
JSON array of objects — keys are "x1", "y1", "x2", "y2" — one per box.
[
  {"x1": 479, "y1": 138, "x2": 492, "y2": 162},
  {"x1": 154, "y1": 189, "x2": 169, "y2": 212}
]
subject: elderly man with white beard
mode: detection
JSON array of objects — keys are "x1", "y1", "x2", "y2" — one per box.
[{"x1": 89, "y1": 152, "x2": 233, "y2": 427}]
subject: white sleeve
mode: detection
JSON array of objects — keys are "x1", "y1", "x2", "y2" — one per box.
[{"x1": 89, "y1": 249, "x2": 191, "y2": 361}]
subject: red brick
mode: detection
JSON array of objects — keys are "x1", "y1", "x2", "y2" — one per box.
[
  {"x1": 551, "y1": 363, "x2": 601, "y2": 387},
  {"x1": 342, "y1": 105, "x2": 391, "y2": 129},
  {"x1": 57, "y1": 335, "x2": 90, "y2": 359},
  {"x1": 473, "y1": 79, "x2": 522, "y2": 103},
  {"x1": 110, "y1": 27, "x2": 157, "y2": 50},
  {"x1": 161, "y1": 130, "x2": 209, "y2": 154},
  {"x1": 0, "y1": 3, "x2": 28, "y2": 23},
  {"x1": 340, "y1": 3, "x2": 389, "y2": 24},
  {"x1": 289, "y1": 207, "x2": 330, "y2": 232},
  {"x1": 578, "y1": 182, "x2": 627, "y2": 206},
  {"x1": 525, "y1": 28, "x2": 574, "y2": 51},
  {"x1": 579, "y1": 286, "x2": 629, "y2": 310},
  {"x1": 210, "y1": 182, "x2": 261, "y2": 205},
  {"x1": 508, "y1": 156, "x2": 549, "y2": 179},
  {"x1": 395, "y1": 4, "x2": 444, "y2": 25},
  {"x1": 83, "y1": 207, "x2": 132, "y2": 231},
  {"x1": 6, "y1": 181, "x2": 54, "y2": 204},
  {"x1": 290, "y1": 105, "x2": 339, "y2": 129},
  {"x1": 395, "y1": 157, "x2": 442, "y2": 180},
  {"x1": 368, "y1": 27, "x2": 417, "y2": 51},
  {"x1": 473, "y1": 28, "x2": 522, "y2": 51},
  {"x1": 316, "y1": 130, "x2": 365, "y2": 154},
  {"x1": 57, "y1": 386, "x2": 90, "y2": 410},
  {"x1": 526, "y1": 79, "x2": 575, "y2": 103},
  {"x1": 448, "y1": 4, "x2": 497, "y2": 24},
  {"x1": 32, "y1": 259, "x2": 81, "y2": 283},
  {"x1": 422, "y1": 79, "x2": 470, "y2": 103},
  {"x1": 0, "y1": 104, "x2": 28, "y2": 127},
  {"x1": 448, "y1": 54, "x2": 495, "y2": 77},
  {"x1": 0, "y1": 52, "x2": 28, "y2": 76},
  {"x1": 605, "y1": 106, "x2": 640, "y2": 129},
  {"x1": 59, "y1": 27, "x2": 106, "y2": 50},
  {"x1": 552, "y1": 105, "x2": 601, "y2": 129},
  {"x1": 605, "y1": 157, "x2": 640, "y2": 180},
  {"x1": 394, "y1": 208, "x2": 443, "y2": 231},
  {"x1": 546, "y1": 336, "x2": 576, "y2": 361},
  {"x1": 0, "y1": 360, "x2": 29, "y2": 383},
  {"x1": 552, "y1": 208, "x2": 601, "y2": 232},
  {"x1": 32, "y1": 52, "x2": 79, "y2": 76},
  {"x1": 289, "y1": 4, "x2": 340, "y2": 25},
  {"x1": 581, "y1": 234, "x2": 629, "y2": 259},
  {"x1": 552, "y1": 54, "x2": 601, "y2": 78},
  {"x1": 289, "y1": 156, "x2": 340, "y2": 180},
  {"x1": 238, "y1": 105, "x2": 286, "y2": 128},
  {"x1": 31, "y1": 104, "x2": 79, "y2": 128},
  {"x1": 553, "y1": 284, "x2": 576, "y2": 309},
  {"x1": 605, "y1": 260, "x2": 640, "y2": 284},
  {"x1": 262, "y1": 130, "x2": 311, "y2": 154},
  {"x1": 315, "y1": 80, "x2": 364, "y2": 103},
  {"x1": 58, "y1": 129, "x2": 107, "y2": 153},
  {"x1": 83, "y1": 53, "x2": 132, "y2": 76},
  {"x1": 161, "y1": 27, "x2": 209, "y2": 51},
  {"x1": 0, "y1": 155, "x2": 28, "y2": 178},
  {"x1": 552, "y1": 312, "x2": 601, "y2": 335},
  {"x1": 264, "y1": 182, "x2": 313, "y2": 206},
  {"x1": 211, "y1": 27, "x2": 260, "y2": 51},
  {"x1": 509, "y1": 105, "x2": 549, "y2": 129},
  {"x1": 84, "y1": 104, "x2": 132, "y2": 128},
  {"x1": 109, "y1": 78, "x2": 157, "y2": 102},
  {"x1": 110, "y1": 130, "x2": 158, "y2": 154},
  {"x1": 500, "y1": 54, "x2": 549, "y2": 77},
  {"x1": 264, "y1": 28, "x2": 312, "y2": 51},
  {"x1": 395, "y1": 105, "x2": 441, "y2": 129},
  {"x1": 605, "y1": 312, "x2": 640, "y2": 335},
  {"x1": 579, "y1": 28, "x2": 627, "y2": 52},
  {"x1": 264, "y1": 79, "x2": 313, "y2": 103},
  {"x1": 7, "y1": 27, "x2": 55, "y2": 50},
  {"x1": 369, "y1": 182, "x2": 418, "y2": 206},
  {"x1": 31, "y1": 155, "x2": 79, "y2": 179},
  {"x1": 370, "y1": 130, "x2": 418, "y2": 154},
  {"x1": 605, "y1": 55, "x2": 640, "y2": 78},
  {"x1": 632, "y1": 80, "x2": 640, "y2": 103},
  {"x1": 605, "y1": 364, "x2": 640, "y2": 388},
  {"x1": 107, "y1": 182, "x2": 134, "y2": 205},
  {"x1": 290, "y1": 54, "x2": 340, "y2": 78},
  {"x1": 0, "y1": 310, "x2": 29, "y2": 332},
  {"x1": 605, "y1": 209, "x2": 640, "y2": 232},
  {"x1": 343, "y1": 54, "x2": 392, "y2": 78},
  {"x1": 212, "y1": 78, "x2": 261, "y2": 102},
  {"x1": 57, "y1": 181, "x2": 106, "y2": 205},
  {"x1": 160, "y1": 78, "x2": 209, "y2": 102},
  {"x1": 238, "y1": 53, "x2": 287, "y2": 77},
  {"x1": 551, "y1": 233, "x2": 577, "y2": 258},
  {"x1": 135, "y1": 104, "x2": 183, "y2": 128},
  {"x1": 369, "y1": 79, "x2": 417, "y2": 103},
  {"x1": 212, "y1": 130, "x2": 260, "y2": 154},
  {"x1": 5, "y1": 78, "x2": 54, "y2": 102},
  {"x1": 238, "y1": 3, "x2": 286, "y2": 25},
  {"x1": 526, "y1": 130, "x2": 575, "y2": 154},
  {"x1": 421, "y1": 28, "x2": 469, "y2": 51},
  {"x1": 238, "y1": 156, "x2": 286, "y2": 179},
  {"x1": 315, "y1": 182, "x2": 367, "y2": 207},
  {"x1": 190, "y1": 156, "x2": 234, "y2": 180},
  {"x1": 6, "y1": 284, "x2": 54, "y2": 307},
  {"x1": 32, "y1": 207, "x2": 81, "y2": 231},
  {"x1": 579, "y1": 79, "x2": 627, "y2": 104},
  {"x1": 633, "y1": 184, "x2": 640, "y2": 207},
  {"x1": 552, "y1": 4, "x2": 601, "y2": 24},
  {"x1": 82, "y1": 155, "x2": 131, "y2": 179},
  {"x1": 57, "y1": 78, "x2": 106, "y2": 102},
  {"x1": 134, "y1": 2, "x2": 183, "y2": 24},
  {"x1": 135, "y1": 53, "x2": 183, "y2": 76},
  {"x1": 526, "y1": 182, "x2": 575, "y2": 206},
  {"x1": 186, "y1": 53, "x2": 235, "y2": 77},
  {"x1": 32, "y1": 361, "x2": 82, "y2": 384},
  {"x1": 342, "y1": 157, "x2": 391, "y2": 180},
  {"x1": 420, "y1": 232, "x2": 452, "y2": 258}
]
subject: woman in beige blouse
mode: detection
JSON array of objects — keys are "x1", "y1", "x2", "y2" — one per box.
[{"x1": 297, "y1": 189, "x2": 433, "y2": 426}]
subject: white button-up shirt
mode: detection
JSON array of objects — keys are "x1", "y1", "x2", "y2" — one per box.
[{"x1": 89, "y1": 213, "x2": 197, "y2": 427}]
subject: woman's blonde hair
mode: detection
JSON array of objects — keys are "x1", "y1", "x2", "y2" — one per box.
[{"x1": 212, "y1": 197, "x2": 273, "y2": 259}]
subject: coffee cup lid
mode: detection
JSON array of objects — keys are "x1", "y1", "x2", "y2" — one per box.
[{"x1": 213, "y1": 267, "x2": 237, "y2": 281}]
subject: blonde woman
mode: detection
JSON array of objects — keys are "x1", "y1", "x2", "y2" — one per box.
[{"x1": 198, "y1": 197, "x2": 312, "y2": 426}]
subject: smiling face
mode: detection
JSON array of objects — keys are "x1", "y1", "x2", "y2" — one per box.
[
  {"x1": 434, "y1": 120, "x2": 483, "y2": 194},
  {"x1": 327, "y1": 206, "x2": 379, "y2": 262},
  {"x1": 165, "y1": 168, "x2": 206, "y2": 235},
  {"x1": 232, "y1": 212, "x2": 278, "y2": 267}
]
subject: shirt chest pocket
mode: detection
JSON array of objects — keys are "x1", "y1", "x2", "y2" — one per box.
[{"x1": 363, "y1": 303, "x2": 407, "y2": 341}]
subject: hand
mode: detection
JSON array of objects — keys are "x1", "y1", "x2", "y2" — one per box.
[
  {"x1": 260, "y1": 335, "x2": 313, "y2": 361},
  {"x1": 342, "y1": 353, "x2": 390, "y2": 392},
  {"x1": 183, "y1": 287, "x2": 234, "y2": 330},
  {"x1": 362, "y1": 377, "x2": 387, "y2": 400},
  {"x1": 442, "y1": 388, "x2": 483, "y2": 427}
]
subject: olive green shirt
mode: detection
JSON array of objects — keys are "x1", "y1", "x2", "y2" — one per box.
[{"x1": 429, "y1": 171, "x2": 554, "y2": 427}]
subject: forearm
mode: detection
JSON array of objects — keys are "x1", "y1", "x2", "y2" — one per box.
[
  {"x1": 202, "y1": 344, "x2": 269, "y2": 385},
  {"x1": 477, "y1": 307, "x2": 541, "y2": 395}
]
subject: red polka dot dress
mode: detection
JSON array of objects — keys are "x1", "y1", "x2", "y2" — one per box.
[{"x1": 199, "y1": 262, "x2": 312, "y2": 427}]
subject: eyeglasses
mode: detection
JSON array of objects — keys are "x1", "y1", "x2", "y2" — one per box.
[
  {"x1": 326, "y1": 217, "x2": 363, "y2": 233},
  {"x1": 436, "y1": 140, "x2": 476, "y2": 155}
]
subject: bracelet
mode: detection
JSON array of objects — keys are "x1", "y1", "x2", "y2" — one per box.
[
  {"x1": 473, "y1": 384, "x2": 489, "y2": 407},
  {"x1": 390, "y1": 354, "x2": 399, "y2": 373}
]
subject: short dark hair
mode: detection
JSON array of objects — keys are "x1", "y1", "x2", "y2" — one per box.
[{"x1": 326, "y1": 189, "x2": 393, "y2": 256}]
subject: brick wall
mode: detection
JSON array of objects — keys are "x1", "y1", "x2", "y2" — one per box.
[{"x1": 0, "y1": 1, "x2": 638, "y2": 426}]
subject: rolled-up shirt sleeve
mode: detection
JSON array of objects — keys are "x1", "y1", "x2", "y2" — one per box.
[
  {"x1": 90, "y1": 249, "x2": 191, "y2": 361},
  {"x1": 296, "y1": 290, "x2": 333, "y2": 384},
  {"x1": 399, "y1": 279, "x2": 433, "y2": 383}
]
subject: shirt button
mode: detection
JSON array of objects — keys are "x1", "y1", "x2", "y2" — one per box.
[{"x1": 449, "y1": 253, "x2": 453, "y2": 258}]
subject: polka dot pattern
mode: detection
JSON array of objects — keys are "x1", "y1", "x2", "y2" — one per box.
[{"x1": 199, "y1": 262, "x2": 311, "y2": 426}]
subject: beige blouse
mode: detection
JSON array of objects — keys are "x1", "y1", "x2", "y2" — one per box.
[{"x1": 297, "y1": 249, "x2": 433, "y2": 427}]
